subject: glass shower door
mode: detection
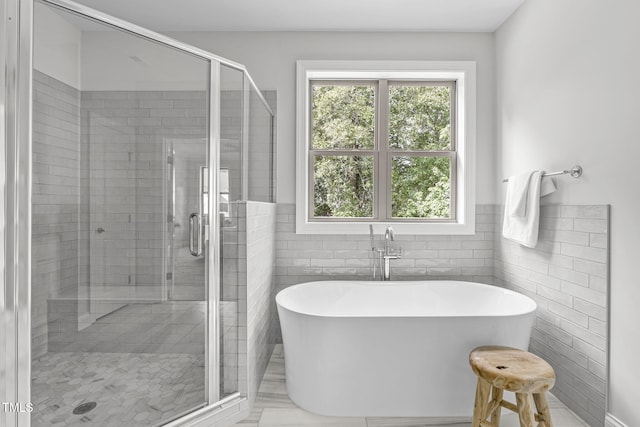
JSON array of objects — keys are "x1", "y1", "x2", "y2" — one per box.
[{"x1": 30, "y1": 2, "x2": 215, "y2": 425}]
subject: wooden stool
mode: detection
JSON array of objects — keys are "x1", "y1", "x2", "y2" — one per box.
[{"x1": 469, "y1": 346, "x2": 556, "y2": 427}]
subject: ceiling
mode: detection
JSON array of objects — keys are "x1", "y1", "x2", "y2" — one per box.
[{"x1": 71, "y1": 0, "x2": 526, "y2": 33}]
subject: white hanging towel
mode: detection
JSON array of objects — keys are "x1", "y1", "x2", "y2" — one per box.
[
  {"x1": 506, "y1": 171, "x2": 534, "y2": 217},
  {"x1": 502, "y1": 170, "x2": 557, "y2": 248}
]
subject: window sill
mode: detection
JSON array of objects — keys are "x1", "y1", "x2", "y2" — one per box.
[{"x1": 295, "y1": 218, "x2": 476, "y2": 235}]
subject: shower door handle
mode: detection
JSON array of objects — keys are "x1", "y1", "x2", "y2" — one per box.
[{"x1": 189, "y1": 213, "x2": 202, "y2": 257}]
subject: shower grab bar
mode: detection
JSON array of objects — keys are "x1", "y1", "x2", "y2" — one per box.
[
  {"x1": 502, "y1": 165, "x2": 582, "y2": 183},
  {"x1": 189, "y1": 213, "x2": 202, "y2": 256}
]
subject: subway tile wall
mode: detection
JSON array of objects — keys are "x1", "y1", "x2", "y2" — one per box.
[
  {"x1": 221, "y1": 89, "x2": 243, "y2": 202},
  {"x1": 248, "y1": 91, "x2": 275, "y2": 202},
  {"x1": 274, "y1": 203, "x2": 497, "y2": 296},
  {"x1": 245, "y1": 202, "x2": 277, "y2": 406},
  {"x1": 80, "y1": 89, "x2": 208, "y2": 300},
  {"x1": 223, "y1": 202, "x2": 277, "y2": 404},
  {"x1": 32, "y1": 71, "x2": 81, "y2": 358},
  {"x1": 221, "y1": 203, "x2": 244, "y2": 395},
  {"x1": 494, "y1": 205, "x2": 609, "y2": 427}
]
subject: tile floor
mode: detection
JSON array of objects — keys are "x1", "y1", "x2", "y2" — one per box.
[
  {"x1": 31, "y1": 351, "x2": 205, "y2": 426},
  {"x1": 236, "y1": 345, "x2": 590, "y2": 427},
  {"x1": 47, "y1": 301, "x2": 206, "y2": 355},
  {"x1": 31, "y1": 298, "x2": 238, "y2": 426}
]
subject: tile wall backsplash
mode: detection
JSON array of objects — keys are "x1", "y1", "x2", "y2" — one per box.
[
  {"x1": 32, "y1": 71, "x2": 81, "y2": 358},
  {"x1": 494, "y1": 205, "x2": 608, "y2": 427},
  {"x1": 274, "y1": 203, "x2": 496, "y2": 294}
]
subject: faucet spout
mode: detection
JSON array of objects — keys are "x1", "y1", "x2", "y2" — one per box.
[{"x1": 381, "y1": 226, "x2": 401, "y2": 280}]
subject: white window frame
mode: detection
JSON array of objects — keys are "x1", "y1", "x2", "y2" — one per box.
[{"x1": 296, "y1": 60, "x2": 476, "y2": 235}]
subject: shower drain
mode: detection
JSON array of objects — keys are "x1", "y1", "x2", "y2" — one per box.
[{"x1": 72, "y1": 402, "x2": 97, "y2": 415}]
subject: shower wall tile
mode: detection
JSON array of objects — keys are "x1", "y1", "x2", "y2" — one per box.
[
  {"x1": 78, "y1": 87, "x2": 273, "y2": 305},
  {"x1": 32, "y1": 71, "x2": 81, "y2": 359},
  {"x1": 80, "y1": 89, "x2": 207, "y2": 301},
  {"x1": 494, "y1": 204, "x2": 609, "y2": 427},
  {"x1": 219, "y1": 89, "x2": 276, "y2": 203},
  {"x1": 221, "y1": 90, "x2": 243, "y2": 202},
  {"x1": 248, "y1": 91, "x2": 275, "y2": 203}
]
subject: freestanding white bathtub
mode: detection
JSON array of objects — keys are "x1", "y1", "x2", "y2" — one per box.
[{"x1": 276, "y1": 280, "x2": 537, "y2": 418}]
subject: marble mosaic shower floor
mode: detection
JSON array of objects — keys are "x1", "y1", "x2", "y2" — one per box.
[
  {"x1": 31, "y1": 351, "x2": 205, "y2": 426},
  {"x1": 236, "y1": 345, "x2": 590, "y2": 427}
]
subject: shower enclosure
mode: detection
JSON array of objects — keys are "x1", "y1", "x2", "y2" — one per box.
[{"x1": 1, "y1": 0, "x2": 275, "y2": 425}]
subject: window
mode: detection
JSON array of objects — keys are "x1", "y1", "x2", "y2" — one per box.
[{"x1": 296, "y1": 61, "x2": 476, "y2": 234}]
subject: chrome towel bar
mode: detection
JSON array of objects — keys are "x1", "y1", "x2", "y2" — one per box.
[{"x1": 502, "y1": 165, "x2": 582, "y2": 183}]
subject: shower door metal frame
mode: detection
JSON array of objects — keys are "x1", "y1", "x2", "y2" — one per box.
[
  {"x1": 2, "y1": 0, "x2": 272, "y2": 425},
  {"x1": 2, "y1": 0, "x2": 33, "y2": 425}
]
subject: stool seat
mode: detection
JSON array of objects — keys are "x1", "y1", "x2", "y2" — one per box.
[
  {"x1": 469, "y1": 346, "x2": 556, "y2": 427},
  {"x1": 469, "y1": 345, "x2": 555, "y2": 394}
]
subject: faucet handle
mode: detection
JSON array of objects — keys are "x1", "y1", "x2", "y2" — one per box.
[
  {"x1": 384, "y1": 243, "x2": 402, "y2": 258},
  {"x1": 384, "y1": 226, "x2": 394, "y2": 241},
  {"x1": 390, "y1": 246, "x2": 403, "y2": 257}
]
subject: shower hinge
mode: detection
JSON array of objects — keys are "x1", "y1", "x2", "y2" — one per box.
[
  {"x1": 166, "y1": 272, "x2": 173, "y2": 280},
  {"x1": 167, "y1": 155, "x2": 174, "y2": 164}
]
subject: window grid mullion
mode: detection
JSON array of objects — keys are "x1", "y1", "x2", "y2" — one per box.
[
  {"x1": 387, "y1": 150, "x2": 454, "y2": 157},
  {"x1": 310, "y1": 150, "x2": 378, "y2": 156},
  {"x1": 449, "y1": 151, "x2": 457, "y2": 221},
  {"x1": 377, "y1": 79, "x2": 389, "y2": 221}
]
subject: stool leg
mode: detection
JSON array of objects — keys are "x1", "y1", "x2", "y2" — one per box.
[
  {"x1": 489, "y1": 386, "x2": 504, "y2": 426},
  {"x1": 472, "y1": 378, "x2": 491, "y2": 427},
  {"x1": 515, "y1": 393, "x2": 535, "y2": 427},
  {"x1": 533, "y1": 393, "x2": 553, "y2": 427}
]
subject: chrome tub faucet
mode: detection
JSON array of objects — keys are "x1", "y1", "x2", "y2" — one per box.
[{"x1": 370, "y1": 225, "x2": 403, "y2": 281}]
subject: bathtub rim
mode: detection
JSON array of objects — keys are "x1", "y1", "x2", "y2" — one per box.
[{"x1": 275, "y1": 280, "x2": 537, "y2": 319}]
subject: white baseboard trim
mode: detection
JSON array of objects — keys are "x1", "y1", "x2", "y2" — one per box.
[{"x1": 606, "y1": 413, "x2": 628, "y2": 427}]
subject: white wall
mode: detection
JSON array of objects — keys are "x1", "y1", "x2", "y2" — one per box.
[
  {"x1": 33, "y1": 2, "x2": 210, "y2": 91},
  {"x1": 167, "y1": 31, "x2": 497, "y2": 205},
  {"x1": 80, "y1": 32, "x2": 209, "y2": 91},
  {"x1": 495, "y1": 1, "x2": 640, "y2": 425},
  {"x1": 33, "y1": 2, "x2": 81, "y2": 89}
]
